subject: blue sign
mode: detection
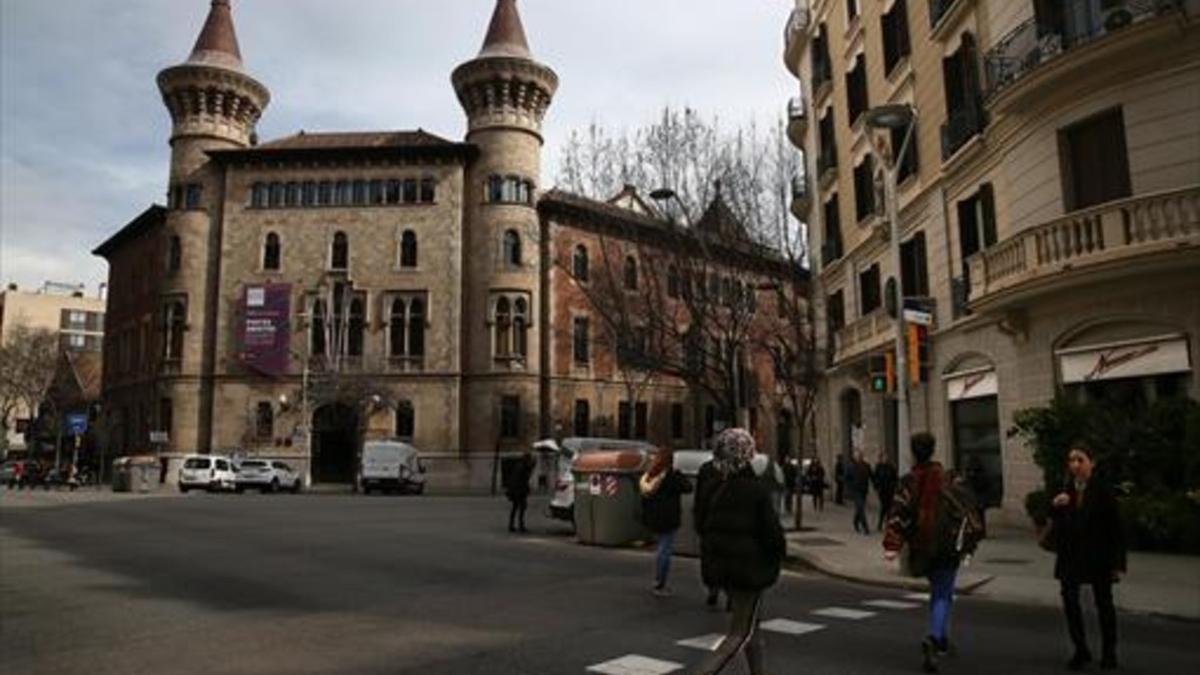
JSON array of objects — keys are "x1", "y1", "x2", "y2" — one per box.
[{"x1": 65, "y1": 413, "x2": 88, "y2": 436}]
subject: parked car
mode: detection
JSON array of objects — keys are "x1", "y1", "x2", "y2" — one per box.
[
  {"x1": 359, "y1": 441, "x2": 426, "y2": 495},
  {"x1": 178, "y1": 455, "x2": 237, "y2": 493},
  {"x1": 543, "y1": 437, "x2": 655, "y2": 523},
  {"x1": 234, "y1": 459, "x2": 302, "y2": 494}
]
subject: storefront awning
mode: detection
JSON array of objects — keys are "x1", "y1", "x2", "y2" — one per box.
[
  {"x1": 945, "y1": 368, "x2": 998, "y2": 401},
  {"x1": 1058, "y1": 335, "x2": 1192, "y2": 384}
]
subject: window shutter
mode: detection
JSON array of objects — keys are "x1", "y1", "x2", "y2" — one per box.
[{"x1": 980, "y1": 183, "x2": 997, "y2": 248}]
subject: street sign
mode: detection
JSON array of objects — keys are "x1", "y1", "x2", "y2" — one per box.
[
  {"x1": 903, "y1": 309, "x2": 934, "y2": 326},
  {"x1": 65, "y1": 413, "x2": 88, "y2": 436},
  {"x1": 149, "y1": 431, "x2": 169, "y2": 444}
]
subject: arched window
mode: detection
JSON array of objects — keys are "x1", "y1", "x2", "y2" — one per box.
[
  {"x1": 285, "y1": 182, "x2": 301, "y2": 207},
  {"x1": 395, "y1": 401, "x2": 415, "y2": 439},
  {"x1": 352, "y1": 180, "x2": 367, "y2": 205},
  {"x1": 501, "y1": 176, "x2": 518, "y2": 203},
  {"x1": 369, "y1": 180, "x2": 384, "y2": 205},
  {"x1": 494, "y1": 297, "x2": 512, "y2": 356},
  {"x1": 389, "y1": 298, "x2": 407, "y2": 357},
  {"x1": 335, "y1": 181, "x2": 352, "y2": 205},
  {"x1": 386, "y1": 180, "x2": 402, "y2": 204},
  {"x1": 311, "y1": 300, "x2": 327, "y2": 356},
  {"x1": 420, "y1": 178, "x2": 436, "y2": 203},
  {"x1": 408, "y1": 298, "x2": 425, "y2": 358},
  {"x1": 251, "y1": 183, "x2": 267, "y2": 208},
  {"x1": 347, "y1": 298, "x2": 364, "y2": 357},
  {"x1": 263, "y1": 232, "x2": 281, "y2": 271},
  {"x1": 503, "y1": 230, "x2": 521, "y2": 267},
  {"x1": 624, "y1": 256, "x2": 638, "y2": 291},
  {"x1": 488, "y1": 175, "x2": 504, "y2": 203},
  {"x1": 165, "y1": 302, "x2": 185, "y2": 362},
  {"x1": 167, "y1": 236, "x2": 181, "y2": 273},
  {"x1": 400, "y1": 230, "x2": 418, "y2": 268},
  {"x1": 516, "y1": 180, "x2": 530, "y2": 204},
  {"x1": 301, "y1": 181, "x2": 316, "y2": 207},
  {"x1": 513, "y1": 297, "x2": 528, "y2": 357},
  {"x1": 317, "y1": 181, "x2": 332, "y2": 206},
  {"x1": 572, "y1": 245, "x2": 589, "y2": 282},
  {"x1": 331, "y1": 231, "x2": 349, "y2": 270},
  {"x1": 667, "y1": 265, "x2": 680, "y2": 298},
  {"x1": 403, "y1": 179, "x2": 418, "y2": 204}
]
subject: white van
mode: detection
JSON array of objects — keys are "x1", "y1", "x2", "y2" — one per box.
[
  {"x1": 178, "y1": 455, "x2": 237, "y2": 493},
  {"x1": 359, "y1": 441, "x2": 426, "y2": 495},
  {"x1": 543, "y1": 437, "x2": 655, "y2": 523}
]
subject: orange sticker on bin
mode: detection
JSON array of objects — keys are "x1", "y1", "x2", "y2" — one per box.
[{"x1": 572, "y1": 450, "x2": 646, "y2": 472}]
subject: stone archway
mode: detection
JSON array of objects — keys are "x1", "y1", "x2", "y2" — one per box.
[{"x1": 311, "y1": 403, "x2": 359, "y2": 484}]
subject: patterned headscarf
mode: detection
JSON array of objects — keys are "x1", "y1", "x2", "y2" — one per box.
[{"x1": 713, "y1": 428, "x2": 756, "y2": 476}]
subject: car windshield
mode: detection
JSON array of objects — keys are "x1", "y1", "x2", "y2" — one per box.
[
  {"x1": 241, "y1": 461, "x2": 267, "y2": 468},
  {"x1": 184, "y1": 458, "x2": 210, "y2": 469},
  {"x1": 272, "y1": 462, "x2": 290, "y2": 470}
]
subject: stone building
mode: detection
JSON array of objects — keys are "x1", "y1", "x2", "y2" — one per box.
[
  {"x1": 95, "y1": 0, "x2": 807, "y2": 488},
  {"x1": 783, "y1": 0, "x2": 1200, "y2": 522}
]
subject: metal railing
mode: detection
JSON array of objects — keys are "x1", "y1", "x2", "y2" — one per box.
[
  {"x1": 940, "y1": 104, "x2": 985, "y2": 161},
  {"x1": 792, "y1": 174, "x2": 809, "y2": 202},
  {"x1": 984, "y1": 0, "x2": 1177, "y2": 101},
  {"x1": 966, "y1": 185, "x2": 1200, "y2": 305}
]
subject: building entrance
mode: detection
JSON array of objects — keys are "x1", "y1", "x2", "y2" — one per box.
[{"x1": 312, "y1": 404, "x2": 359, "y2": 484}]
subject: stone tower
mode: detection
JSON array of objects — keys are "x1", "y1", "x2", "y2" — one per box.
[
  {"x1": 156, "y1": 0, "x2": 270, "y2": 453},
  {"x1": 453, "y1": 0, "x2": 558, "y2": 455}
]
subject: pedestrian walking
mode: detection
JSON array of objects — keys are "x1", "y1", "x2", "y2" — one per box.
[
  {"x1": 806, "y1": 457, "x2": 827, "y2": 511},
  {"x1": 1047, "y1": 443, "x2": 1126, "y2": 671},
  {"x1": 693, "y1": 428, "x2": 786, "y2": 675},
  {"x1": 883, "y1": 433, "x2": 984, "y2": 673},
  {"x1": 505, "y1": 451, "x2": 536, "y2": 533},
  {"x1": 873, "y1": 453, "x2": 898, "y2": 531},
  {"x1": 833, "y1": 454, "x2": 846, "y2": 505},
  {"x1": 781, "y1": 458, "x2": 798, "y2": 515},
  {"x1": 639, "y1": 449, "x2": 693, "y2": 597},
  {"x1": 849, "y1": 453, "x2": 873, "y2": 534},
  {"x1": 694, "y1": 457, "x2": 726, "y2": 610}
]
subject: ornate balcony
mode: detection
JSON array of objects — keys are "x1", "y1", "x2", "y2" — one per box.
[
  {"x1": 787, "y1": 95, "x2": 807, "y2": 148},
  {"x1": 834, "y1": 307, "x2": 894, "y2": 364},
  {"x1": 983, "y1": 1, "x2": 1182, "y2": 112},
  {"x1": 784, "y1": 5, "x2": 812, "y2": 78},
  {"x1": 791, "y1": 173, "x2": 811, "y2": 220},
  {"x1": 966, "y1": 186, "x2": 1200, "y2": 311}
]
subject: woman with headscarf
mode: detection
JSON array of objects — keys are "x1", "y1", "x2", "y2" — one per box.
[
  {"x1": 640, "y1": 449, "x2": 692, "y2": 596},
  {"x1": 693, "y1": 428, "x2": 786, "y2": 675}
]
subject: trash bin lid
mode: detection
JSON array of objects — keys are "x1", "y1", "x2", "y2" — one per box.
[
  {"x1": 673, "y1": 450, "x2": 713, "y2": 477},
  {"x1": 571, "y1": 449, "x2": 648, "y2": 474}
]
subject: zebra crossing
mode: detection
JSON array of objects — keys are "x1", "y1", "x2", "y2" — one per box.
[{"x1": 586, "y1": 592, "x2": 928, "y2": 674}]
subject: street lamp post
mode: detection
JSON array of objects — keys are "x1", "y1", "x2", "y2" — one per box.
[{"x1": 864, "y1": 104, "x2": 918, "y2": 476}]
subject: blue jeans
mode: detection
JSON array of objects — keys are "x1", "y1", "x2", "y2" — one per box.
[
  {"x1": 852, "y1": 493, "x2": 869, "y2": 533},
  {"x1": 655, "y1": 530, "x2": 676, "y2": 587},
  {"x1": 928, "y1": 566, "x2": 958, "y2": 642}
]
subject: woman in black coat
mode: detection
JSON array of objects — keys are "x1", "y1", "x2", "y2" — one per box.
[
  {"x1": 694, "y1": 429, "x2": 786, "y2": 675},
  {"x1": 640, "y1": 450, "x2": 693, "y2": 595},
  {"x1": 1050, "y1": 443, "x2": 1126, "y2": 671}
]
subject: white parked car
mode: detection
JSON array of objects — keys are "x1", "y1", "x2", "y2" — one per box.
[
  {"x1": 543, "y1": 437, "x2": 655, "y2": 523},
  {"x1": 235, "y1": 459, "x2": 302, "y2": 494},
  {"x1": 178, "y1": 455, "x2": 237, "y2": 493}
]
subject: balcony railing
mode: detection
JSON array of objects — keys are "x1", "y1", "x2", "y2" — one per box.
[
  {"x1": 784, "y1": 5, "x2": 812, "y2": 77},
  {"x1": 791, "y1": 173, "x2": 811, "y2": 218},
  {"x1": 984, "y1": 0, "x2": 1178, "y2": 101},
  {"x1": 966, "y1": 186, "x2": 1200, "y2": 308},
  {"x1": 940, "y1": 104, "x2": 986, "y2": 161},
  {"x1": 834, "y1": 307, "x2": 894, "y2": 363}
]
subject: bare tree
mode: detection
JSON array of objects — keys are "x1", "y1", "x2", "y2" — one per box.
[{"x1": 0, "y1": 324, "x2": 60, "y2": 458}]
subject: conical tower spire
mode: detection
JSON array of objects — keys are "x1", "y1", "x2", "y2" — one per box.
[
  {"x1": 478, "y1": 0, "x2": 531, "y2": 59},
  {"x1": 187, "y1": 0, "x2": 243, "y2": 72}
]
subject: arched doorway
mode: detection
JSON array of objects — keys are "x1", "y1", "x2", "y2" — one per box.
[
  {"x1": 312, "y1": 403, "x2": 359, "y2": 484},
  {"x1": 840, "y1": 389, "x2": 863, "y2": 457}
]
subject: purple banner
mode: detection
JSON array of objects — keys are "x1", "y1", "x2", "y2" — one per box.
[{"x1": 240, "y1": 283, "x2": 292, "y2": 376}]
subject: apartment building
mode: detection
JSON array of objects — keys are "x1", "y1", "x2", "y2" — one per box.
[{"x1": 784, "y1": 0, "x2": 1200, "y2": 521}]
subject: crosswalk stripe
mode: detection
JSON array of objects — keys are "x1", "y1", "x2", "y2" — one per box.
[
  {"x1": 676, "y1": 634, "x2": 725, "y2": 651},
  {"x1": 586, "y1": 654, "x2": 683, "y2": 675},
  {"x1": 812, "y1": 607, "x2": 877, "y2": 620},
  {"x1": 902, "y1": 592, "x2": 930, "y2": 602},
  {"x1": 759, "y1": 618, "x2": 827, "y2": 636},
  {"x1": 863, "y1": 599, "x2": 922, "y2": 610}
]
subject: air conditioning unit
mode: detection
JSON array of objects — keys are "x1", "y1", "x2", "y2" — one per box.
[{"x1": 1101, "y1": 0, "x2": 1134, "y2": 31}]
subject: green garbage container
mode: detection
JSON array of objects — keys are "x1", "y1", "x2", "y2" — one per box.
[
  {"x1": 572, "y1": 449, "x2": 649, "y2": 546},
  {"x1": 672, "y1": 450, "x2": 713, "y2": 557}
]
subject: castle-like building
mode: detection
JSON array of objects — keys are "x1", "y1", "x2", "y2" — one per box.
[{"x1": 95, "y1": 0, "x2": 804, "y2": 488}]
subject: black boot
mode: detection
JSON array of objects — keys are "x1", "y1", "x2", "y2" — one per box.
[
  {"x1": 921, "y1": 636, "x2": 939, "y2": 673},
  {"x1": 1068, "y1": 649, "x2": 1093, "y2": 671}
]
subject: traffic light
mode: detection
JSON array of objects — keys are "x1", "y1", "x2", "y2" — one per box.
[
  {"x1": 907, "y1": 324, "x2": 930, "y2": 387},
  {"x1": 868, "y1": 352, "x2": 895, "y2": 393}
]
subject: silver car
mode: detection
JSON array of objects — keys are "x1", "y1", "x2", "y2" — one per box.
[{"x1": 234, "y1": 460, "x2": 301, "y2": 494}]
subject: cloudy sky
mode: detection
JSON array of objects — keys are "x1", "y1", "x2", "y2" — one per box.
[{"x1": 0, "y1": 0, "x2": 797, "y2": 294}]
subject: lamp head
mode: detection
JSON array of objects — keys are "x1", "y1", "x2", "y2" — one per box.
[{"x1": 864, "y1": 103, "x2": 916, "y2": 130}]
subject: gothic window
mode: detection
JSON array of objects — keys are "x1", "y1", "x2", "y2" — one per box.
[
  {"x1": 269, "y1": 182, "x2": 285, "y2": 208},
  {"x1": 488, "y1": 176, "x2": 504, "y2": 203},
  {"x1": 331, "y1": 231, "x2": 349, "y2": 270},
  {"x1": 573, "y1": 316, "x2": 590, "y2": 365},
  {"x1": 302, "y1": 181, "x2": 317, "y2": 207},
  {"x1": 389, "y1": 298, "x2": 407, "y2": 358},
  {"x1": 501, "y1": 176, "x2": 518, "y2": 203},
  {"x1": 255, "y1": 402, "x2": 274, "y2": 441},
  {"x1": 623, "y1": 256, "x2": 638, "y2": 291},
  {"x1": 335, "y1": 181, "x2": 352, "y2": 206},
  {"x1": 420, "y1": 178, "x2": 436, "y2": 203},
  {"x1": 352, "y1": 180, "x2": 368, "y2": 205},
  {"x1": 285, "y1": 182, "x2": 301, "y2": 207},
  {"x1": 487, "y1": 175, "x2": 534, "y2": 204},
  {"x1": 167, "y1": 235, "x2": 181, "y2": 274},
  {"x1": 250, "y1": 183, "x2": 267, "y2": 208},
  {"x1": 503, "y1": 230, "x2": 522, "y2": 267},
  {"x1": 311, "y1": 299, "x2": 327, "y2": 356},
  {"x1": 386, "y1": 180, "x2": 402, "y2": 204},
  {"x1": 408, "y1": 298, "x2": 425, "y2": 358},
  {"x1": 369, "y1": 180, "x2": 384, "y2": 205},
  {"x1": 395, "y1": 402, "x2": 415, "y2": 439},
  {"x1": 346, "y1": 298, "x2": 364, "y2": 357},
  {"x1": 513, "y1": 297, "x2": 529, "y2": 358},
  {"x1": 263, "y1": 232, "x2": 281, "y2": 271},
  {"x1": 494, "y1": 297, "x2": 512, "y2": 356},
  {"x1": 400, "y1": 230, "x2": 418, "y2": 268},
  {"x1": 164, "y1": 302, "x2": 185, "y2": 362},
  {"x1": 572, "y1": 245, "x2": 589, "y2": 282},
  {"x1": 317, "y1": 181, "x2": 332, "y2": 206},
  {"x1": 403, "y1": 179, "x2": 418, "y2": 204}
]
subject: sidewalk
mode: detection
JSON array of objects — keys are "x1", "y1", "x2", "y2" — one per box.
[
  {"x1": 783, "y1": 500, "x2": 1200, "y2": 621},
  {"x1": 0, "y1": 485, "x2": 181, "y2": 510}
]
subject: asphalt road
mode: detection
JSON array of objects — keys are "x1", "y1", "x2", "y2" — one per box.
[{"x1": 1, "y1": 492, "x2": 1196, "y2": 675}]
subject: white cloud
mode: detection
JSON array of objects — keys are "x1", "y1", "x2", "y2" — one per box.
[{"x1": 0, "y1": 0, "x2": 795, "y2": 288}]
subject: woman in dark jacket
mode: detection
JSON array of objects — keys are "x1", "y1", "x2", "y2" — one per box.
[
  {"x1": 640, "y1": 450, "x2": 692, "y2": 596},
  {"x1": 1051, "y1": 443, "x2": 1126, "y2": 671},
  {"x1": 694, "y1": 429, "x2": 786, "y2": 675}
]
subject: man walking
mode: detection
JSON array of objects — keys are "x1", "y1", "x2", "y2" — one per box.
[
  {"x1": 883, "y1": 433, "x2": 983, "y2": 673},
  {"x1": 833, "y1": 454, "x2": 846, "y2": 505},
  {"x1": 849, "y1": 453, "x2": 873, "y2": 535},
  {"x1": 873, "y1": 453, "x2": 898, "y2": 532}
]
